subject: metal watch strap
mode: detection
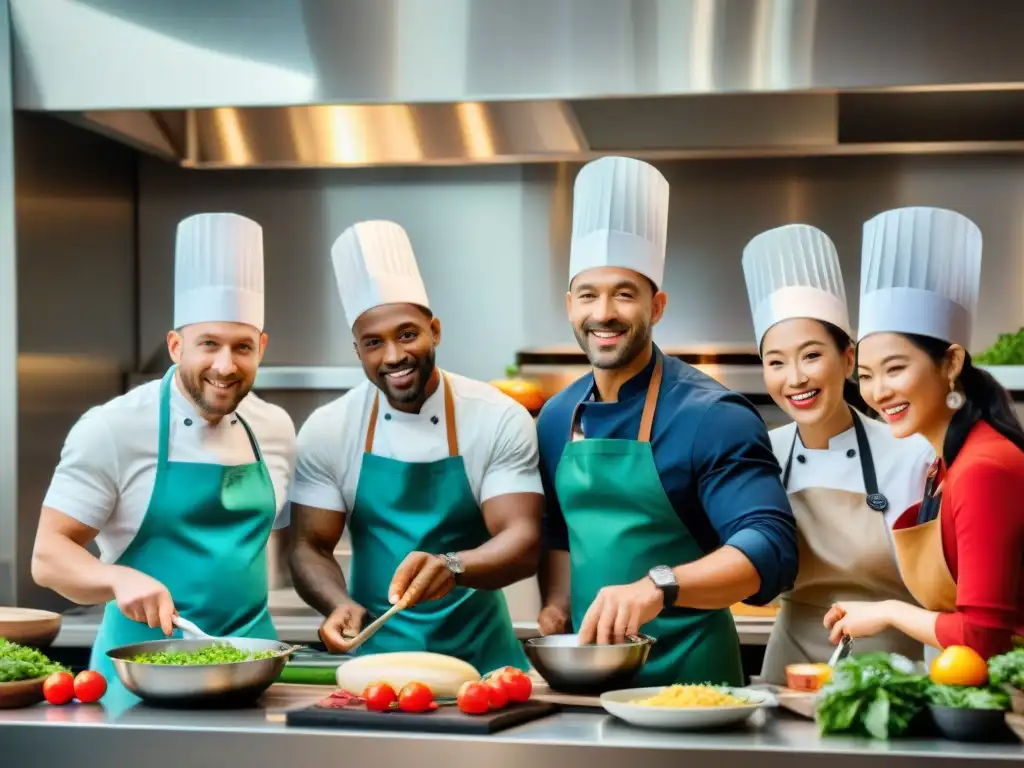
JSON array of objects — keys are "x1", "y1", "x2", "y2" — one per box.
[{"x1": 440, "y1": 552, "x2": 464, "y2": 581}]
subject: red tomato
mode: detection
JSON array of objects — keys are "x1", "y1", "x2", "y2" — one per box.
[
  {"x1": 397, "y1": 682, "x2": 434, "y2": 713},
  {"x1": 457, "y1": 681, "x2": 490, "y2": 715},
  {"x1": 485, "y1": 678, "x2": 508, "y2": 709},
  {"x1": 73, "y1": 670, "x2": 107, "y2": 703},
  {"x1": 494, "y1": 670, "x2": 532, "y2": 702},
  {"x1": 42, "y1": 672, "x2": 75, "y2": 705},
  {"x1": 362, "y1": 682, "x2": 397, "y2": 712}
]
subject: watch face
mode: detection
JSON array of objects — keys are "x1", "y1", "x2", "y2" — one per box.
[{"x1": 651, "y1": 566, "x2": 674, "y2": 587}]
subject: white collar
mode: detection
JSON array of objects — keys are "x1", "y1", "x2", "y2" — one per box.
[
  {"x1": 377, "y1": 370, "x2": 447, "y2": 425},
  {"x1": 794, "y1": 416, "x2": 859, "y2": 454}
]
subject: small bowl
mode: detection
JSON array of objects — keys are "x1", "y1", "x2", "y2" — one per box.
[
  {"x1": 928, "y1": 704, "x2": 1015, "y2": 743},
  {"x1": 0, "y1": 677, "x2": 47, "y2": 709},
  {"x1": 785, "y1": 663, "x2": 832, "y2": 692},
  {"x1": 524, "y1": 633, "x2": 653, "y2": 695},
  {"x1": 0, "y1": 607, "x2": 62, "y2": 648}
]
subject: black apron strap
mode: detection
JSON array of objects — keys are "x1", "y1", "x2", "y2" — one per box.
[
  {"x1": 851, "y1": 409, "x2": 888, "y2": 512},
  {"x1": 782, "y1": 407, "x2": 888, "y2": 513}
]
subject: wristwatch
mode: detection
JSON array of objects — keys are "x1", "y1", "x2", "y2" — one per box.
[
  {"x1": 439, "y1": 552, "x2": 465, "y2": 583},
  {"x1": 648, "y1": 565, "x2": 678, "y2": 608}
]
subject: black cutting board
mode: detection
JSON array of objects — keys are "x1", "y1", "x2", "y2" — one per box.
[{"x1": 285, "y1": 700, "x2": 558, "y2": 735}]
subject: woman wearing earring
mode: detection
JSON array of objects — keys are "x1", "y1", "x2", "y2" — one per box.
[
  {"x1": 743, "y1": 224, "x2": 934, "y2": 685},
  {"x1": 824, "y1": 206, "x2": 1024, "y2": 662}
]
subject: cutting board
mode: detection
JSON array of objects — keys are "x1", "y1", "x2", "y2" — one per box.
[
  {"x1": 776, "y1": 689, "x2": 819, "y2": 719},
  {"x1": 529, "y1": 681, "x2": 604, "y2": 709},
  {"x1": 285, "y1": 699, "x2": 558, "y2": 734}
]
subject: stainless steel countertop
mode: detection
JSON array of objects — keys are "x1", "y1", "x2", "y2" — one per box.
[{"x1": 1, "y1": 684, "x2": 1020, "y2": 768}]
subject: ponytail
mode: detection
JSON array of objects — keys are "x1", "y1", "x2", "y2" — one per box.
[{"x1": 904, "y1": 334, "x2": 1024, "y2": 465}]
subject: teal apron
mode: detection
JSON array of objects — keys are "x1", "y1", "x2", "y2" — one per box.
[
  {"x1": 554, "y1": 355, "x2": 745, "y2": 687},
  {"x1": 91, "y1": 366, "x2": 279, "y2": 708},
  {"x1": 346, "y1": 371, "x2": 528, "y2": 675}
]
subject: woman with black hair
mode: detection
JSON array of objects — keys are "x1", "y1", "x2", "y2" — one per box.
[
  {"x1": 825, "y1": 206, "x2": 1024, "y2": 662},
  {"x1": 743, "y1": 224, "x2": 934, "y2": 684}
]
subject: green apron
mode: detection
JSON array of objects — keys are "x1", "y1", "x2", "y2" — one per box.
[
  {"x1": 346, "y1": 371, "x2": 528, "y2": 675},
  {"x1": 90, "y1": 366, "x2": 279, "y2": 708},
  {"x1": 554, "y1": 355, "x2": 745, "y2": 687}
]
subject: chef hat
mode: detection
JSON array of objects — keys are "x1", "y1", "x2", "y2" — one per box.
[
  {"x1": 742, "y1": 224, "x2": 852, "y2": 351},
  {"x1": 858, "y1": 207, "x2": 982, "y2": 347},
  {"x1": 173, "y1": 212, "x2": 265, "y2": 330},
  {"x1": 568, "y1": 156, "x2": 670, "y2": 289},
  {"x1": 331, "y1": 220, "x2": 430, "y2": 329}
]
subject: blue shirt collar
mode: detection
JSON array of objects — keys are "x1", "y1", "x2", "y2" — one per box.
[{"x1": 580, "y1": 343, "x2": 663, "y2": 404}]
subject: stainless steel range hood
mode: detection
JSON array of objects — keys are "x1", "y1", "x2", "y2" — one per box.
[{"x1": 12, "y1": 0, "x2": 1024, "y2": 167}]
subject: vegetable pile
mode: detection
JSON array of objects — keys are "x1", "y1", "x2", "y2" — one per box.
[
  {"x1": 817, "y1": 652, "x2": 931, "y2": 739},
  {"x1": 131, "y1": 643, "x2": 277, "y2": 666},
  {"x1": 974, "y1": 328, "x2": 1024, "y2": 365},
  {"x1": 0, "y1": 638, "x2": 67, "y2": 682},
  {"x1": 816, "y1": 645, "x2": 1022, "y2": 740},
  {"x1": 988, "y1": 647, "x2": 1024, "y2": 690}
]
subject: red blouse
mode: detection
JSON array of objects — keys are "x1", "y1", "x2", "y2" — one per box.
[{"x1": 895, "y1": 420, "x2": 1024, "y2": 658}]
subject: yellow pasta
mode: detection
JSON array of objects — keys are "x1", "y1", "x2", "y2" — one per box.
[{"x1": 630, "y1": 684, "x2": 751, "y2": 708}]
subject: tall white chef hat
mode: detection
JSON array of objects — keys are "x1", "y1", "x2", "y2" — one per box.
[
  {"x1": 568, "y1": 156, "x2": 670, "y2": 289},
  {"x1": 173, "y1": 212, "x2": 265, "y2": 331},
  {"x1": 858, "y1": 206, "x2": 982, "y2": 348},
  {"x1": 742, "y1": 224, "x2": 852, "y2": 351},
  {"x1": 331, "y1": 220, "x2": 430, "y2": 330}
]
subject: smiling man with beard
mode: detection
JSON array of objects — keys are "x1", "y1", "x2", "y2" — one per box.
[
  {"x1": 534, "y1": 157, "x2": 798, "y2": 688},
  {"x1": 31, "y1": 213, "x2": 297, "y2": 704},
  {"x1": 287, "y1": 220, "x2": 543, "y2": 674}
]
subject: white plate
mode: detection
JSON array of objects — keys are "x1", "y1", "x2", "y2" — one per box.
[{"x1": 599, "y1": 686, "x2": 777, "y2": 730}]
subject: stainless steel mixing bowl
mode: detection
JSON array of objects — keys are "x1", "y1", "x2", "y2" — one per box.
[
  {"x1": 524, "y1": 633, "x2": 654, "y2": 694},
  {"x1": 107, "y1": 637, "x2": 299, "y2": 708}
]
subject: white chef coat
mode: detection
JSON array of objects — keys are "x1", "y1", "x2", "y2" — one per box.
[
  {"x1": 290, "y1": 371, "x2": 543, "y2": 513},
  {"x1": 770, "y1": 413, "x2": 935, "y2": 529},
  {"x1": 42, "y1": 372, "x2": 297, "y2": 563}
]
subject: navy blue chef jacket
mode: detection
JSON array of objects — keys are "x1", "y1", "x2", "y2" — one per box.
[{"x1": 538, "y1": 345, "x2": 798, "y2": 606}]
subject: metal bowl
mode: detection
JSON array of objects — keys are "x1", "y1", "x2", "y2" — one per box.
[
  {"x1": 107, "y1": 637, "x2": 297, "y2": 708},
  {"x1": 524, "y1": 633, "x2": 654, "y2": 695}
]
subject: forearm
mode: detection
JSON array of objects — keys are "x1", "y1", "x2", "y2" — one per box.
[
  {"x1": 288, "y1": 540, "x2": 354, "y2": 617},
  {"x1": 538, "y1": 548, "x2": 571, "y2": 611},
  {"x1": 884, "y1": 600, "x2": 940, "y2": 648},
  {"x1": 456, "y1": 520, "x2": 540, "y2": 591},
  {"x1": 31, "y1": 535, "x2": 119, "y2": 605},
  {"x1": 670, "y1": 545, "x2": 761, "y2": 610}
]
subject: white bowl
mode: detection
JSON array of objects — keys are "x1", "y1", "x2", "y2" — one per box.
[{"x1": 599, "y1": 685, "x2": 776, "y2": 730}]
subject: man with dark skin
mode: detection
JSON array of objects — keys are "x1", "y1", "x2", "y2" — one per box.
[
  {"x1": 535, "y1": 157, "x2": 798, "y2": 687},
  {"x1": 288, "y1": 220, "x2": 543, "y2": 673}
]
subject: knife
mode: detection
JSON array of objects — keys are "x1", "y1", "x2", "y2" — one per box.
[{"x1": 828, "y1": 634, "x2": 853, "y2": 668}]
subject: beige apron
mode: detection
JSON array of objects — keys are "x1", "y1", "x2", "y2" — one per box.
[
  {"x1": 761, "y1": 412, "x2": 924, "y2": 685},
  {"x1": 890, "y1": 473, "x2": 959, "y2": 666}
]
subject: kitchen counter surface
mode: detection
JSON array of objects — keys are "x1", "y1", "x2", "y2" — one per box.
[{"x1": 1, "y1": 684, "x2": 1020, "y2": 768}]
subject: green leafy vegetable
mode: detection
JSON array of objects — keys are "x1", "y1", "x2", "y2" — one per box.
[
  {"x1": 817, "y1": 652, "x2": 931, "y2": 739},
  {"x1": 988, "y1": 647, "x2": 1024, "y2": 689},
  {"x1": 131, "y1": 642, "x2": 277, "y2": 666},
  {"x1": 928, "y1": 683, "x2": 1009, "y2": 710},
  {"x1": 974, "y1": 329, "x2": 1024, "y2": 365},
  {"x1": 0, "y1": 638, "x2": 68, "y2": 682}
]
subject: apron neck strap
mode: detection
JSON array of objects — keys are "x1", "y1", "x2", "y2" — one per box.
[
  {"x1": 158, "y1": 367, "x2": 175, "y2": 466},
  {"x1": 365, "y1": 371, "x2": 459, "y2": 457},
  {"x1": 637, "y1": 355, "x2": 663, "y2": 443}
]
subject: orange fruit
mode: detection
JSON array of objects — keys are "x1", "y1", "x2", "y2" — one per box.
[{"x1": 929, "y1": 645, "x2": 989, "y2": 687}]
